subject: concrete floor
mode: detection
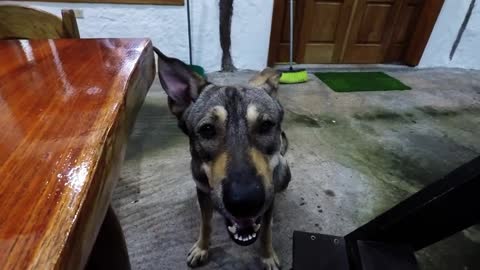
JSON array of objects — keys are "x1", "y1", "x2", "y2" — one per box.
[{"x1": 112, "y1": 68, "x2": 480, "y2": 270}]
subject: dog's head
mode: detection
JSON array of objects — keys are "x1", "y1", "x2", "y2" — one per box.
[{"x1": 157, "y1": 51, "x2": 284, "y2": 246}]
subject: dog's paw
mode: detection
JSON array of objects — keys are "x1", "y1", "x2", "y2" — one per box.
[
  {"x1": 261, "y1": 252, "x2": 281, "y2": 270},
  {"x1": 187, "y1": 242, "x2": 209, "y2": 268}
]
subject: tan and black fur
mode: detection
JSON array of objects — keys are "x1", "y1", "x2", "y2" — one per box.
[{"x1": 154, "y1": 48, "x2": 291, "y2": 270}]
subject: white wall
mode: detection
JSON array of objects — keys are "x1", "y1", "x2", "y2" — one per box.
[
  {"x1": 10, "y1": 0, "x2": 480, "y2": 70},
  {"x1": 11, "y1": 0, "x2": 274, "y2": 72},
  {"x1": 420, "y1": 0, "x2": 480, "y2": 69}
]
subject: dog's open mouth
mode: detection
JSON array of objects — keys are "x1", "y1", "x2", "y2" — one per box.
[{"x1": 225, "y1": 216, "x2": 262, "y2": 246}]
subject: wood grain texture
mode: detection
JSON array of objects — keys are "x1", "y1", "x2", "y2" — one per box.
[
  {"x1": 0, "y1": 38, "x2": 154, "y2": 270},
  {"x1": 0, "y1": 5, "x2": 80, "y2": 39},
  {"x1": 295, "y1": 0, "x2": 315, "y2": 63},
  {"x1": 8, "y1": 0, "x2": 184, "y2": 5},
  {"x1": 268, "y1": 0, "x2": 304, "y2": 65},
  {"x1": 300, "y1": 0, "x2": 355, "y2": 63},
  {"x1": 385, "y1": 0, "x2": 423, "y2": 62},
  {"x1": 267, "y1": 0, "x2": 286, "y2": 65},
  {"x1": 404, "y1": 0, "x2": 445, "y2": 66},
  {"x1": 342, "y1": 0, "x2": 403, "y2": 63}
]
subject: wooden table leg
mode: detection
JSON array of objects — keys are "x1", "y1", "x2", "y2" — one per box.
[{"x1": 86, "y1": 205, "x2": 131, "y2": 270}]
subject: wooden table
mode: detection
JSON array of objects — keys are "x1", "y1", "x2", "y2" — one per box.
[{"x1": 0, "y1": 39, "x2": 155, "y2": 269}]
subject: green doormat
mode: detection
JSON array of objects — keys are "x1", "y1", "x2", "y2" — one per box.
[{"x1": 314, "y1": 72, "x2": 411, "y2": 92}]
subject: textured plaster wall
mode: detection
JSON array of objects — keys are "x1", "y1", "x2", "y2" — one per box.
[
  {"x1": 13, "y1": 0, "x2": 274, "y2": 72},
  {"x1": 420, "y1": 0, "x2": 480, "y2": 69}
]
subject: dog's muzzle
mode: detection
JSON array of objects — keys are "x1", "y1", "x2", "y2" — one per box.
[{"x1": 225, "y1": 216, "x2": 262, "y2": 246}]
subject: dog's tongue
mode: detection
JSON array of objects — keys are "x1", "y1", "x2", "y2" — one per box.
[{"x1": 233, "y1": 218, "x2": 255, "y2": 228}]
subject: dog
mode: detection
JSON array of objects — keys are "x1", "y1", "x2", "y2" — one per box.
[{"x1": 154, "y1": 48, "x2": 291, "y2": 270}]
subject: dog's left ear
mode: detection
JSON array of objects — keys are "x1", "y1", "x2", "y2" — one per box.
[
  {"x1": 248, "y1": 68, "x2": 280, "y2": 97},
  {"x1": 156, "y1": 48, "x2": 206, "y2": 119}
]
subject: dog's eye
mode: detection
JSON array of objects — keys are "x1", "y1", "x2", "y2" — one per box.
[
  {"x1": 258, "y1": 120, "x2": 275, "y2": 134},
  {"x1": 198, "y1": 124, "x2": 216, "y2": 139}
]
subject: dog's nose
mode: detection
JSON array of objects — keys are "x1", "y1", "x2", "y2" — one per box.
[{"x1": 222, "y1": 176, "x2": 265, "y2": 218}]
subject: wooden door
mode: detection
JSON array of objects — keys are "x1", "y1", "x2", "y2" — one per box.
[
  {"x1": 342, "y1": 0, "x2": 404, "y2": 63},
  {"x1": 268, "y1": 0, "x2": 439, "y2": 65},
  {"x1": 385, "y1": 0, "x2": 424, "y2": 62},
  {"x1": 268, "y1": 0, "x2": 355, "y2": 64},
  {"x1": 298, "y1": 0, "x2": 355, "y2": 63},
  {"x1": 342, "y1": 0, "x2": 427, "y2": 63},
  {"x1": 268, "y1": 0, "x2": 304, "y2": 64}
]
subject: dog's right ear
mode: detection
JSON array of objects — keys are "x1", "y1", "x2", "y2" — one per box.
[
  {"x1": 155, "y1": 48, "x2": 206, "y2": 119},
  {"x1": 248, "y1": 68, "x2": 280, "y2": 98}
]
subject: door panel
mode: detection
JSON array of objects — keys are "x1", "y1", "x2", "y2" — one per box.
[
  {"x1": 385, "y1": 0, "x2": 424, "y2": 62},
  {"x1": 278, "y1": 0, "x2": 293, "y2": 62},
  {"x1": 300, "y1": 0, "x2": 354, "y2": 63},
  {"x1": 357, "y1": 4, "x2": 392, "y2": 43},
  {"x1": 304, "y1": 44, "x2": 336, "y2": 63},
  {"x1": 268, "y1": 0, "x2": 304, "y2": 64},
  {"x1": 342, "y1": 0, "x2": 402, "y2": 63},
  {"x1": 303, "y1": 0, "x2": 344, "y2": 63},
  {"x1": 277, "y1": 19, "x2": 290, "y2": 62},
  {"x1": 309, "y1": 1, "x2": 342, "y2": 42}
]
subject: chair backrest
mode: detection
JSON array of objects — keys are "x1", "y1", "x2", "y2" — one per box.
[{"x1": 0, "y1": 5, "x2": 80, "y2": 39}]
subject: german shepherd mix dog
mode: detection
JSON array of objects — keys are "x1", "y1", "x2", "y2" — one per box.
[{"x1": 154, "y1": 48, "x2": 291, "y2": 270}]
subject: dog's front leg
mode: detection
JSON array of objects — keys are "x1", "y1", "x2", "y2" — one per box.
[
  {"x1": 260, "y1": 202, "x2": 280, "y2": 270},
  {"x1": 187, "y1": 188, "x2": 213, "y2": 267}
]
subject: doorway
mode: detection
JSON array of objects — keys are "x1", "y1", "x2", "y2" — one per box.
[{"x1": 268, "y1": 0, "x2": 444, "y2": 66}]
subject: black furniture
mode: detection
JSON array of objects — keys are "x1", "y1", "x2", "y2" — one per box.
[{"x1": 293, "y1": 156, "x2": 480, "y2": 270}]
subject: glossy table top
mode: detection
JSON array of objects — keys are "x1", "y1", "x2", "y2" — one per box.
[{"x1": 0, "y1": 39, "x2": 154, "y2": 269}]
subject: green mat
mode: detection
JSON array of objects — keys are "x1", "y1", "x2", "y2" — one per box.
[{"x1": 314, "y1": 72, "x2": 411, "y2": 92}]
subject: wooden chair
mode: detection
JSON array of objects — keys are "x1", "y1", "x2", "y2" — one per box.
[{"x1": 0, "y1": 5, "x2": 80, "y2": 39}]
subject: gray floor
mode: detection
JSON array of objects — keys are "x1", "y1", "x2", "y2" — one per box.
[{"x1": 112, "y1": 68, "x2": 480, "y2": 270}]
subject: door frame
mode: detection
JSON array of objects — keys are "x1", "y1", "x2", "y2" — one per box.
[
  {"x1": 404, "y1": 0, "x2": 445, "y2": 66},
  {"x1": 267, "y1": 0, "x2": 444, "y2": 66}
]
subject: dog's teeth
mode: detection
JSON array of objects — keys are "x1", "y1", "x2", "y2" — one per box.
[
  {"x1": 234, "y1": 234, "x2": 239, "y2": 240},
  {"x1": 254, "y1": 224, "x2": 261, "y2": 232},
  {"x1": 248, "y1": 235, "x2": 252, "y2": 240},
  {"x1": 228, "y1": 225, "x2": 237, "y2": 234},
  {"x1": 252, "y1": 233, "x2": 256, "y2": 238}
]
